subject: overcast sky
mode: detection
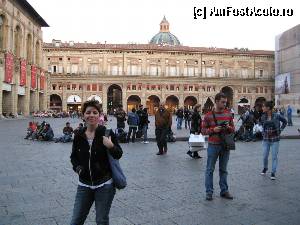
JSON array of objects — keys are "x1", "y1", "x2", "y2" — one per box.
[{"x1": 27, "y1": 0, "x2": 299, "y2": 50}]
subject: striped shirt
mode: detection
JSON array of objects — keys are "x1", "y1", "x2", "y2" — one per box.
[{"x1": 201, "y1": 109, "x2": 235, "y2": 145}]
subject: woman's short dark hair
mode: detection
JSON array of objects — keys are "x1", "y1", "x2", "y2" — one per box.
[
  {"x1": 214, "y1": 92, "x2": 227, "y2": 102},
  {"x1": 263, "y1": 101, "x2": 274, "y2": 110},
  {"x1": 81, "y1": 100, "x2": 101, "y2": 114}
]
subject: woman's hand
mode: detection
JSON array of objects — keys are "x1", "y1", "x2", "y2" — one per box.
[{"x1": 103, "y1": 136, "x2": 114, "y2": 149}]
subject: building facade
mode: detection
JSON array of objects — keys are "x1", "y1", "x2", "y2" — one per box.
[
  {"x1": 0, "y1": 0, "x2": 49, "y2": 117},
  {"x1": 275, "y1": 24, "x2": 300, "y2": 115},
  {"x1": 45, "y1": 17, "x2": 274, "y2": 115}
]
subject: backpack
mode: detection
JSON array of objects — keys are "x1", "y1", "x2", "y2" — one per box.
[{"x1": 127, "y1": 113, "x2": 138, "y2": 126}]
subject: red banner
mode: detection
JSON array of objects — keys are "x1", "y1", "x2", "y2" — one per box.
[
  {"x1": 31, "y1": 65, "x2": 37, "y2": 89},
  {"x1": 5, "y1": 53, "x2": 14, "y2": 83},
  {"x1": 20, "y1": 59, "x2": 27, "y2": 86},
  {"x1": 40, "y1": 71, "x2": 45, "y2": 90}
]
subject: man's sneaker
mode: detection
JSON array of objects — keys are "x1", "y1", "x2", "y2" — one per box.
[
  {"x1": 206, "y1": 193, "x2": 213, "y2": 201},
  {"x1": 270, "y1": 173, "x2": 276, "y2": 180},
  {"x1": 186, "y1": 151, "x2": 193, "y2": 158},
  {"x1": 261, "y1": 168, "x2": 268, "y2": 175},
  {"x1": 144, "y1": 141, "x2": 149, "y2": 144},
  {"x1": 220, "y1": 192, "x2": 233, "y2": 200}
]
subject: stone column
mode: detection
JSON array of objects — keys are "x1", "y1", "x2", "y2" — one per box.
[{"x1": 102, "y1": 84, "x2": 108, "y2": 114}]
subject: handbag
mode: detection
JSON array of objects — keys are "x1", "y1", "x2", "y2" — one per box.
[
  {"x1": 107, "y1": 151, "x2": 127, "y2": 189},
  {"x1": 212, "y1": 111, "x2": 236, "y2": 151},
  {"x1": 105, "y1": 129, "x2": 127, "y2": 189}
]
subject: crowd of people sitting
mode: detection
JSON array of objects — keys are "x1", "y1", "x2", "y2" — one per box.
[
  {"x1": 32, "y1": 110, "x2": 81, "y2": 118},
  {"x1": 24, "y1": 121, "x2": 84, "y2": 142}
]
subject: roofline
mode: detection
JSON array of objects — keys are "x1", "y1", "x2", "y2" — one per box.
[
  {"x1": 15, "y1": 0, "x2": 49, "y2": 27},
  {"x1": 42, "y1": 43, "x2": 274, "y2": 56}
]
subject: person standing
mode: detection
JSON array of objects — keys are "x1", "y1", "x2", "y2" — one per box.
[
  {"x1": 126, "y1": 108, "x2": 139, "y2": 143},
  {"x1": 155, "y1": 102, "x2": 172, "y2": 155},
  {"x1": 175, "y1": 107, "x2": 184, "y2": 130},
  {"x1": 70, "y1": 100, "x2": 123, "y2": 225},
  {"x1": 140, "y1": 108, "x2": 150, "y2": 144},
  {"x1": 115, "y1": 105, "x2": 126, "y2": 129},
  {"x1": 187, "y1": 104, "x2": 202, "y2": 159},
  {"x1": 184, "y1": 106, "x2": 191, "y2": 129},
  {"x1": 260, "y1": 101, "x2": 287, "y2": 180},
  {"x1": 287, "y1": 105, "x2": 293, "y2": 126},
  {"x1": 136, "y1": 105, "x2": 144, "y2": 133},
  {"x1": 202, "y1": 92, "x2": 235, "y2": 201}
]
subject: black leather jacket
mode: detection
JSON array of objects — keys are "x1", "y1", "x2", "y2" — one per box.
[{"x1": 70, "y1": 125, "x2": 123, "y2": 186}]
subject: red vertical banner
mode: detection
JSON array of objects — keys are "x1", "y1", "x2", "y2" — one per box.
[
  {"x1": 31, "y1": 65, "x2": 37, "y2": 89},
  {"x1": 40, "y1": 71, "x2": 45, "y2": 90},
  {"x1": 20, "y1": 59, "x2": 27, "y2": 86},
  {"x1": 5, "y1": 53, "x2": 14, "y2": 83}
]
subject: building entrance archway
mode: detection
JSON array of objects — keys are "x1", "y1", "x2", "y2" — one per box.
[
  {"x1": 50, "y1": 94, "x2": 62, "y2": 111},
  {"x1": 184, "y1": 96, "x2": 197, "y2": 109},
  {"x1": 166, "y1": 95, "x2": 179, "y2": 114}
]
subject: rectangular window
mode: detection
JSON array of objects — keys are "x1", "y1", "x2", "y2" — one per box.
[
  {"x1": 98, "y1": 84, "x2": 102, "y2": 91},
  {"x1": 72, "y1": 84, "x2": 76, "y2": 90},
  {"x1": 67, "y1": 85, "x2": 70, "y2": 90},
  {"x1": 52, "y1": 84, "x2": 56, "y2": 90},
  {"x1": 58, "y1": 65, "x2": 63, "y2": 74},
  {"x1": 79, "y1": 85, "x2": 83, "y2": 90},
  {"x1": 170, "y1": 85, "x2": 174, "y2": 91},
  {"x1": 71, "y1": 64, "x2": 78, "y2": 74},
  {"x1": 92, "y1": 84, "x2": 97, "y2": 91},
  {"x1": 52, "y1": 65, "x2": 57, "y2": 73},
  {"x1": 91, "y1": 64, "x2": 98, "y2": 74},
  {"x1": 189, "y1": 86, "x2": 193, "y2": 91},
  {"x1": 87, "y1": 85, "x2": 90, "y2": 91},
  {"x1": 66, "y1": 65, "x2": 70, "y2": 74},
  {"x1": 132, "y1": 85, "x2": 136, "y2": 90},
  {"x1": 259, "y1": 69, "x2": 263, "y2": 77},
  {"x1": 241, "y1": 68, "x2": 248, "y2": 78},
  {"x1": 206, "y1": 68, "x2": 215, "y2": 77},
  {"x1": 111, "y1": 65, "x2": 118, "y2": 75}
]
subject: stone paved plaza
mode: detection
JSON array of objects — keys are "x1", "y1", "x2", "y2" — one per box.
[{"x1": 1, "y1": 117, "x2": 300, "y2": 225}]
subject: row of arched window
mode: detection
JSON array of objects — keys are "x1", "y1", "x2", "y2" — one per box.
[{"x1": 0, "y1": 14, "x2": 41, "y2": 65}]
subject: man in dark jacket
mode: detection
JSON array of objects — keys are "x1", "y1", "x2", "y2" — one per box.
[
  {"x1": 115, "y1": 105, "x2": 126, "y2": 129},
  {"x1": 127, "y1": 108, "x2": 139, "y2": 143},
  {"x1": 155, "y1": 102, "x2": 172, "y2": 155},
  {"x1": 175, "y1": 107, "x2": 184, "y2": 130}
]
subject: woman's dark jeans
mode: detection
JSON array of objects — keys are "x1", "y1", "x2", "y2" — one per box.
[{"x1": 70, "y1": 184, "x2": 116, "y2": 225}]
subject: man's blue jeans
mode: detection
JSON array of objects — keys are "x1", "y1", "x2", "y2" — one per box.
[
  {"x1": 142, "y1": 125, "x2": 148, "y2": 142},
  {"x1": 205, "y1": 144, "x2": 230, "y2": 195},
  {"x1": 287, "y1": 115, "x2": 293, "y2": 126},
  {"x1": 70, "y1": 184, "x2": 116, "y2": 225},
  {"x1": 177, "y1": 117, "x2": 183, "y2": 129},
  {"x1": 262, "y1": 141, "x2": 279, "y2": 173}
]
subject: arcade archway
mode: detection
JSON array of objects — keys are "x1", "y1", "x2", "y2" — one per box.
[
  {"x1": 50, "y1": 94, "x2": 62, "y2": 111},
  {"x1": 184, "y1": 96, "x2": 197, "y2": 109},
  {"x1": 166, "y1": 95, "x2": 179, "y2": 114},
  {"x1": 67, "y1": 95, "x2": 82, "y2": 111},
  {"x1": 203, "y1": 97, "x2": 214, "y2": 113},
  {"x1": 221, "y1": 86, "x2": 234, "y2": 108},
  {"x1": 107, "y1": 84, "x2": 122, "y2": 115},
  {"x1": 127, "y1": 95, "x2": 141, "y2": 112},
  {"x1": 146, "y1": 95, "x2": 160, "y2": 115}
]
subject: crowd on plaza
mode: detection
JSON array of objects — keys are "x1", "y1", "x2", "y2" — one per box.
[
  {"x1": 32, "y1": 110, "x2": 81, "y2": 118},
  {"x1": 22, "y1": 95, "x2": 294, "y2": 224}
]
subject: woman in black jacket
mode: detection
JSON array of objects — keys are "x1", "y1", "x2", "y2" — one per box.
[
  {"x1": 70, "y1": 100, "x2": 123, "y2": 225},
  {"x1": 187, "y1": 104, "x2": 202, "y2": 159}
]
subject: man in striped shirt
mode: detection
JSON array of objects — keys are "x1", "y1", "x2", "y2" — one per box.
[{"x1": 202, "y1": 92, "x2": 235, "y2": 201}]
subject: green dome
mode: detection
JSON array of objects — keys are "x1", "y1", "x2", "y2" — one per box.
[{"x1": 150, "y1": 32, "x2": 181, "y2": 46}]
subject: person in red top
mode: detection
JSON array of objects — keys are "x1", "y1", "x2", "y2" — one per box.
[
  {"x1": 24, "y1": 122, "x2": 37, "y2": 139},
  {"x1": 202, "y1": 92, "x2": 235, "y2": 201}
]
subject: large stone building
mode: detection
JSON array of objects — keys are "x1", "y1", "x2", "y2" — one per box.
[
  {"x1": 45, "y1": 17, "x2": 274, "y2": 115},
  {"x1": 275, "y1": 24, "x2": 300, "y2": 115},
  {"x1": 0, "y1": 0, "x2": 49, "y2": 117}
]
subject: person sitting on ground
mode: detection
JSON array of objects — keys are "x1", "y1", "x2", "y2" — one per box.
[
  {"x1": 73, "y1": 123, "x2": 84, "y2": 136},
  {"x1": 38, "y1": 123, "x2": 54, "y2": 141},
  {"x1": 24, "y1": 122, "x2": 37, "y2": 139},
  {"x1": 55, "y1": 122, "x2": 73, "y2": 143}
]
